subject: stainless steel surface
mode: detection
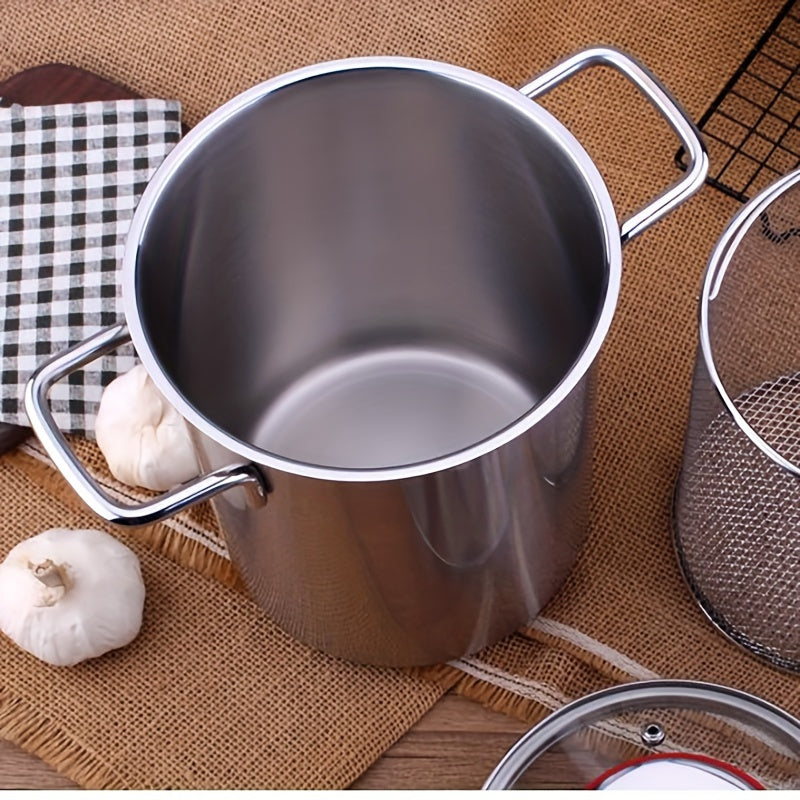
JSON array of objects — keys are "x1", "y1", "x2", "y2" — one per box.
[
  {"x1": 253, "y1": 347, "x2": 538, "y2": 469},
  {"x1": 127, "y1": 55, "x2": 622, "y2": 482},
  {"x1": 640, "y1": 723, "x2": 665, "y2": 747},
  {"x1": 23, "y1": 324, "x2": 268, "y2": 525},
  {"x1": 25, "y1": 49, "x2": 706, "y2": 665},
  {"x1": 519, "y1": 47, "x2": 708, "y2": 244},
  {"x1": 200, "y1": 376, "x2": 593, "y2": 664},
  {"x1": 673, "y1": 169, "x2": 800, "y2": 672},
  {"x1": 123, "y1": 49, "x2": 708, "y2": 482},
  {"x1": 482, "y1": 680, "x2": 800, "y2": 790}
]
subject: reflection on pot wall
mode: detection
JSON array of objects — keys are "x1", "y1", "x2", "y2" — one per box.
[{"x1": 193, "y1": 372, "x2": 593, "y2": 667}]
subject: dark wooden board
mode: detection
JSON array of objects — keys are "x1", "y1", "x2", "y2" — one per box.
[{"x1": 0, "y1": 63, "x2": 140, "y2": 105}]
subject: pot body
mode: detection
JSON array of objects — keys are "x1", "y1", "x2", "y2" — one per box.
[
  {"x1": 197, "y1": 373, "x2": 593, "y2": 664},
  {"x1": 130, "y1": 58, "x2": 612, "y2": 664},
  {"x1": 24, "y1": 51, "x2": 707, "y2": 666}
]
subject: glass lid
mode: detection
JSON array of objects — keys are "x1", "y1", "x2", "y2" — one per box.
[{"x1": 483, "y1": 680, "x2": 800, "y2": 790}]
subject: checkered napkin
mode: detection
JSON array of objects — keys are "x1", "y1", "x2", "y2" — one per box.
[{"x1": 0, "y1": 98, "x2": 181, "y2": 437}]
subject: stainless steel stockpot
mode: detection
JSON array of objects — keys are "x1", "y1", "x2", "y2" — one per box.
[{"x1": 25, "y1": 48, "x2": 707, "y2": 665}]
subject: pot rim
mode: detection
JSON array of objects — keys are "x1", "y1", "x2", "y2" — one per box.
[{"x1": 123, "y1": 55, "x2": 621, "y2": 482}]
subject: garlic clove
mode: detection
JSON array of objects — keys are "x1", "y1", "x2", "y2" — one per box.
[
  {"x1": 95, "y1": 364, "x2": 201, "y2": 491},
  {"x1": 135, "y1": 402, "x2": 203, "y2": 491},
  {"x1": 0, "y1": 528, "x2": 145, "y2": 667}
]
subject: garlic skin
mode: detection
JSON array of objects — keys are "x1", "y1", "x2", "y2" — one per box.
[
  {"x1": 95, "y1": 364, "x2": 201, "y2": 491},
  {"x1": 0, "y1": 528, "x2": 145, "y2": 667}
]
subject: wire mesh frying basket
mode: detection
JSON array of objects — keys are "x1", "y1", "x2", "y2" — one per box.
[{"x1": 673, "y1": 168, "x2": 800, "y2": 673}]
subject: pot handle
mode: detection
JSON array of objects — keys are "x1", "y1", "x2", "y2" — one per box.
[
  {"x1": 23, "y1": 323, "x2": 268, "y2": 527},
  {"x1": 520, "y1": 46, "x2": 708, "y2": 244}
]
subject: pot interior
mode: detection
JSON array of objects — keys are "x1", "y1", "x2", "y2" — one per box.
[{"x1": 134, "y1": 64, "x2": 610, "y2": 470}]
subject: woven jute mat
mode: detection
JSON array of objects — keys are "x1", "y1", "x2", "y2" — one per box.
[
  {"x1": 1, "y1": 441, "x2": 450, "y2": 790},
  {"x1": 1, "y1": 0, "x2": 799, "y2": 789}
]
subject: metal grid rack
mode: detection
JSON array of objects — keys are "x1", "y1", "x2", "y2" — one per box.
[{"x1": 677, "y1": 0, "x2": 800, "y2": 201}]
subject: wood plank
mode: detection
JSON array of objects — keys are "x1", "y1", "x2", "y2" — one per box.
[
  {"x1": 0, "y1": 63, "x2": 139, "y2": 105},
  {"x1": 353, "y1": 693, "x2": 530, "y2": 789},
  {"x1": 0, "y1": 738, "x2": 77, "y2": 789}
]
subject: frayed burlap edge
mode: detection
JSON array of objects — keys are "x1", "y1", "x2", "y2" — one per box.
[
  {"x1": 453, "y1": 664, "x2": 566, "y2": 724},
  {"x1": 440, "y1": 654, "x2": 617, "y2": 726},
  {"x1": 415, "y1": 617, "x2": 642, "y2": 727},
  {"x1": 0, "y1": 689, "x2": 125, "y2": 789}
]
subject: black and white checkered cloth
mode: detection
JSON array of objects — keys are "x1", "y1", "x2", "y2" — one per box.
[{"x1": 0, "y1": 98, "x2": 181, "y2": 436}]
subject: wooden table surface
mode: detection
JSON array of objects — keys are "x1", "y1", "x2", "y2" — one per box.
[{"x1": 0, "y1": 692, "x2": 533, "y2": 790}]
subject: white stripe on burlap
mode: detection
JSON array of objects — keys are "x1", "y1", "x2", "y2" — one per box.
[{"x1": 528, "y1": 617, "x2": 661, "y2": 681}]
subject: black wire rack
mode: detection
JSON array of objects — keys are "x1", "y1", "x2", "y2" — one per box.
[{"x1": 677, "y1": 0, "x2": 800, "y2": 202}]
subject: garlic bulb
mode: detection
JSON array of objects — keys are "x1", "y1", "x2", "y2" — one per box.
[
  {"x1": 95, "y1": 364, "x2": 201, "y2": 491},
  {"x1": 0, "y1": 528, "x2": 145, "y2": 667}
]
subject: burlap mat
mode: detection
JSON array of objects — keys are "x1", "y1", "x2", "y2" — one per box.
[
  {"x1": 0, "y1": 442, "x2": 448, "y2": 789},
  {"x1": 1, "y1": 0, "x2": 799, "y2": 790}
]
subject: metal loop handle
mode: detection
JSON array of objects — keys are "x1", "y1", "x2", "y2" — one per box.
[
  {"x1": 520, "y1": 46, "x2": 709, "y2": 244},
  {"x1": 23, "y1": 323, "x2": 268, "y2": 527}
]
